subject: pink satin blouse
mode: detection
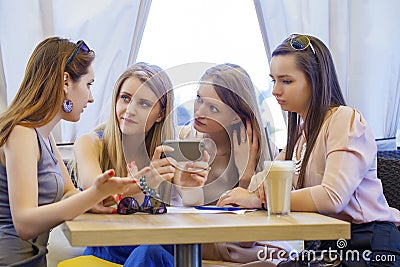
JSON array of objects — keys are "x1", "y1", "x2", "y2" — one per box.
[{"x1": 281, "y1": 106, "x2": 400, "y2": 224}]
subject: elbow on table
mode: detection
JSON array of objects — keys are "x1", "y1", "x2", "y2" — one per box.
[
  {"x1": 313, "y1": 188, "x2": 347, "y2": 215},
  {"x1": 316, "y1": 196, "x2": 348, "y2": 215}
]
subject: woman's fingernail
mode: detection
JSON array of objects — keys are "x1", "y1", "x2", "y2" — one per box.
[
  {"x1": 112, "y1": 209, "x2": 117, "y2": 214},
  {"x1": 108, "y1": 169, "x2": 115, "y2": 176}
]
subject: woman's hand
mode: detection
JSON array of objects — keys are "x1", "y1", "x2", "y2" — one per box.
[
  {"x1": 254, "y1": 180, "x2": 266, "y2": 204},
  {"x1": 174, "y1": 151, "x2": 210, "y2": 188},
  {"x1": 100, "y1": 195, "x2": 119, "y2": 207},
  {"x1": 216, "y1": 187, "x2": 262, "y2": 208},
  {"x1": 130, "y1": 145, "x2": 176, "y2": 190},
  {"x1": 88, "y1": 202, "x2": 118, "y2": 214},
  {"x1": 248, "y1": 170, "x2": 267, "y2": 204},
  {"x1": 115, "y1": 161, "x2": 143, "y2": 197},
  {"x1": 92, "y1": 169, "x2": 145, "y2": 196},
  {"x1": 233, "y1": 120, "x2": 259, "y2": 188},
  {"x1": 89, "y1": 167, "x2": 150, "y2": 213}
]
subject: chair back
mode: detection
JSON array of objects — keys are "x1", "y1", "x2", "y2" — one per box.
[{"x1": 377, "y1": 151, "x2": 400, "y2": 211}]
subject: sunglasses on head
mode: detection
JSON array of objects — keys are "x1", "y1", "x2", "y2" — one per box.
[
  {"x1": 65, "y1": 40, "x2": 90, "y2": 67},
  {"x1": 290, "y1": 34, "x2": 316, "y2": 55},
  {"x1": 117, "y1": 195, "x2": 167, "y2": 215}
]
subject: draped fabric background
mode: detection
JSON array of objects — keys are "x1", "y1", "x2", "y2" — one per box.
[
  {"x1": 0, "y1": 0, "x2": 151, "y2": 142},
  {"x1": 254, "y1": 0, "x2": 400, "y2": 150}
]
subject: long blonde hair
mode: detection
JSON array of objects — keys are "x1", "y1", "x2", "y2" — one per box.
[
  {"x1": 0, "y1": 37, "x2": 95, "y2": 147},
  {"x1": 96, "y1": 62, "x2": 175, "y2": 176}
]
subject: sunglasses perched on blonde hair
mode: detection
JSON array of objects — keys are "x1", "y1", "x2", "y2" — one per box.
[
  {"x1": 290, "y1": 35, "x2": 316, "y2": 55},
  {"x1": 65, "y1": 40, "x2": 90, "y2": 67}
]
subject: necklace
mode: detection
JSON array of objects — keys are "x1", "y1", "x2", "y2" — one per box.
[{"x1": 292, "y1": 142, "x2": 306, "y2": 175}]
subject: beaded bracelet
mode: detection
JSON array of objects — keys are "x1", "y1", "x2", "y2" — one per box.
[{"x1": 139, "y1": 175, "x2": 161, "y2": 200}]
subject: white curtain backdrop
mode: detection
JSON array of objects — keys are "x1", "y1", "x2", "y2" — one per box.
[
  {"x1": 128, "y1": 0, "x2": 152, "y2": 66},
  {"x1": 0, "y1": 0, "x2": 151, "y2": 143},
  {"x1": 254, "y1": 0, "x2": 400, "y2": 150}
]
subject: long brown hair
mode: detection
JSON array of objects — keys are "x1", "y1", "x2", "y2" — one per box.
[
  {"x1": 0, "y1": 37, "x2": 95, "y2": 147},
  {"x1": 272, "y1": 34, "x2": 346, "y2": 188},
  {"x1": 96, "y1": 62, "x2": 175, "y2": 176},
  {"x1": 199, "y1": 63, "x2": 269, "y2": 173}
]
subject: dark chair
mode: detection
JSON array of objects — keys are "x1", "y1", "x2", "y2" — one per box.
[
  {"x1": 377, "y1": 150, "x2": 400, "y2": 160},
  {"x1": 377, "y1": 156, "x2": 400, "y2": 211}
]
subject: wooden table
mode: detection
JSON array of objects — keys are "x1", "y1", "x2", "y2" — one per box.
[{"x1": 62, "y1": 210, "x2": 350, "y2": 266}]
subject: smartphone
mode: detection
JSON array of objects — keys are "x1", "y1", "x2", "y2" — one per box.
[{"x1": 161, "y1": 140, "x2": 204, "y2": 162}]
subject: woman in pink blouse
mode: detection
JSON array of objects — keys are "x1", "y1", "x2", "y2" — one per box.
[{"x1": 218, "y1": 34, "x2": 400, "y2": 266}]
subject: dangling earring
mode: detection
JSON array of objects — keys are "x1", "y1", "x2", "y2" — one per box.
[{"x1": 62, "y1": 99, "x2": 73, "y2": 113}]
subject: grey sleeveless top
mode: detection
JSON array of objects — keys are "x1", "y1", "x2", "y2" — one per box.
[{"x1": 0, "y1": 129, "x2": 64, "y2": 266}]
